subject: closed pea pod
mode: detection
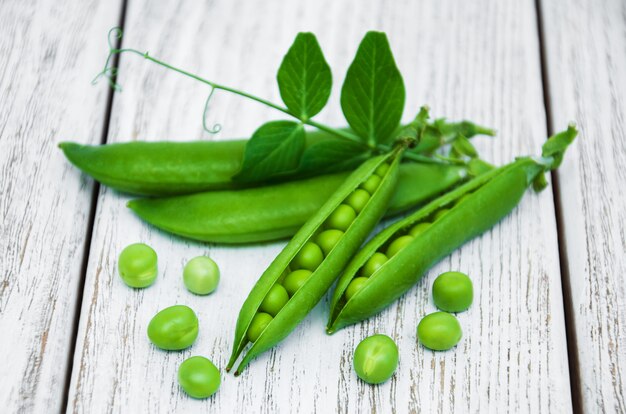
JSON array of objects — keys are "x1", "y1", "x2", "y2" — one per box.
[
  {"x1": 58, "y1": 129, "x2": 338, "y2": 196},
  {"x1": 60, "y1": 119, "x2": 493, "y2": 196},
  {"x1": 326, "y1": 126, "x2": 577, "y2": 333},
  {"x1": 128, "y1": 162, "x2": 471, "y2": 244},
  {"x1": 226, "y1": 147, "x2": 407, "y2": 375}
]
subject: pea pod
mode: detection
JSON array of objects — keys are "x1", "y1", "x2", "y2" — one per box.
[
  {"x1": 227, "y1": 147, "x2": 406, "y2": 375},
  {"x1": 59, "y1": 120, "x2": 494, "y2": 196},
  {"x1": 127, "y1": 162, "x2": 469, "y2": 244},
  {"x1": 326, "y1": 126, "x2": 577, "y2": 333},
  {"x1": 58, "y1": 130, "x2": 337, "y2": 196}
]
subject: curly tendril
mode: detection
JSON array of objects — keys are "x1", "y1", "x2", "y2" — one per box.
[
  {"x1": 92, "y1": 27, "x2": 125, "y2": 90},
  {"x1": 202, "y1": 87, "x2": 222, "y2": 134}
]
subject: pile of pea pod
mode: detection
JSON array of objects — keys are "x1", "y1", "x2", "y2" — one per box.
[
  {"x1": 60, "y1": 123, "x2": 577, "y2": 376},
  {"x1": 60, "y1": 127, "x2": 486, "y2": 244}
]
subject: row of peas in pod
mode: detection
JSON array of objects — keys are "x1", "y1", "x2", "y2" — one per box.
[
  {"x1": 118, "y1": 242, "x2": 222, "y2": 399},
  {"x1": 353, "y1": 271, "x2": 474, "y2": 385},
  {"x1": 342, "y1": 190, "x2": 472, "y2": 302},
  {"x1": 246, "y1": 162, "x2": 391, "y2": 343}
]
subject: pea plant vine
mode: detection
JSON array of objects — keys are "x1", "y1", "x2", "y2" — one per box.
[{"x1": 95, "y1": 28, "x2": 495, "y2": 183}]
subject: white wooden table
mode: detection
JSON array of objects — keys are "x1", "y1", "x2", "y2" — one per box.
[{"x1": 1, "y1": 0, "x2": 624, "y2": 412}]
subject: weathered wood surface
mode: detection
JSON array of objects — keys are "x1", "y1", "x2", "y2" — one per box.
[
  {"x1": 0, "y1": 0, "x2": 123, "y2": 412},
  {"x1": 539, "y1": 0, "x2": 626, "y2": 412},
  {"x1": 66, "y1": 0, "x2": 573, "y2": 412}
]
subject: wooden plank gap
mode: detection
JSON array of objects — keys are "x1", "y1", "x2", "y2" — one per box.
[
  {"x1": 60, "y1": 0, "x2": 130, "y2": 411},
  {"x1": 533, "y1": 0, "x2": 583, "y2": 412}
]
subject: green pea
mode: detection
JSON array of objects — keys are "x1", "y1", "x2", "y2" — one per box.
[
  {"x1": 325, "y1": 204, "x2": 357, "y2": 231},
  {"x1": 417, "y1": 312, "x2": 462, "y2": 351},
  {"x1": 147, "y1": 305, "x2": 199, "y2": 350},
  {"x1": 118, "y1": 243, "x2": 158, "y2": 288},
  {"x1": 183, "y1": 256, "x2": 220, "y2": 295},
  {"x1": 433, "y1": 208, "x2": 450, "y2": 220},
  {"x1": 375, "y1": 162, "x2": 390, "y2": 177},
  {"x1": 456, "y1": 193, "x2": 473, "y2": 205},
  {"x1": 283, "y1": 269, "x2": 312, "y2": 296},
  {"x1": 361, "y1": 252, "x2": 388, "y2": 277},
  {"x1": 247, "y1": 312, "x2": 273, "y2": 342},
  {"x1": 178, "y1": 356, "x2": 220, "y2": 399},
  {"x1": 432, "y1": 271, "x2": 473, "y2": 312},
  {"x1": 345, "y1": 277, "x2": 369, "y2": 301},
  {"x1": 316, "y1": 229, "x2": 344, "y2": 256},
  {"x1": 292, "y1": 241, "x2": 324, "y2": 271},
  {"x1": 353, "y1": 334, "x2": 399, "y2": 384},
  {"x1": 360, "y1": 175, "x2": 382, "y2": 193},
  {"x1": 385, "y1": 235, "x2": 414, "y2": 258},
  {"x1": 408, "y1": 222, "x2": 430, "y2": 238},
  {"x1": 259, "y1": 284, "x2": 289, "y2": 316},
  {"x1": 346, "y1": 189, "x2": 371, "y2": 213}
]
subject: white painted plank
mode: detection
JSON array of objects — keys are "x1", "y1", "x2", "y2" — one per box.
[
  {"x1": 68, "y1": 0, "x2": 572, "y2": 412},
  {"x1": 539, "y1": 0, "x2": 626, "y2": 412},
  {"x1": 0, "y1": 0, "x2": 123, "y2": 412}
]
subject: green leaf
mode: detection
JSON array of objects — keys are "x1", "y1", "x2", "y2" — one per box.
[
  {"x1": 340, "y1": 32, "x2": 405, "y2": 145},
  {"x1": 297, "y1": 140, "x2": 371, "y2": 176},
  {"x1": 277, "y1": 33, "x2": 332, "y2": 119},
  {"x1": 233, "y1": 121, "x2": 305, "y2": 182}
]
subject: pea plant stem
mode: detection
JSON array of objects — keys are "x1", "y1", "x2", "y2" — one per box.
[{"x1": 103, "y1": 46, "x2": 368, "y2": 148}]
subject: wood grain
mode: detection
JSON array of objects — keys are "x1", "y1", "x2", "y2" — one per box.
[
  {"x1": 539, "y1": 0, "x2": 626, "y2": 412},
  {"x1": 0, "y1": 0, "x2": 123, "y2": 412},
  {"x1": 67, "y1": 0, "x2": 572, "y2": 412}
]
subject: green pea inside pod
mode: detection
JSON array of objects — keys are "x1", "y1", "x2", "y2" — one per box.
[
  {"x1": 118, "y1": 243, "x2": 158, "y2": 288},
  {"x1": 246, "y1": 312, "x2": 273, "y2": 342},
  {"x1": 385, "y1": 235, "x2": 414, "y2": 258},
  {"x1": 283, "y1": 269, "x2": 312, "y2": 296},
  {"x1": 375, "y1": 162, "x2": 390, "y2": 177},
  {"x1": 417, "y1": 311, "x2": 462, "y2": 351},
  {"x1": 316, "y1": 229, "x2": 344, "y2": 256},
  {"x1": 432, "y1": 271, "x2": 473, "y2": 312},
  {"x1": 360, "y1": 252, "x2": 388, "y2": 277},
  {"x1": 353, "y1": 334, "x2": 399, "y2": 384},
  {"x1": 183, "y1": 256, "x2": 220, "y2": 295},
  {"x1": 456, "y1": 192, "x2": 473, "y2": 205},
  {"x1": 178, "y1": 356, "x2": 221, "y2": 399},
  {"x1": 408, "y1": 222, "x2": 430, "y2": 237},
  {"x1": 259, "y1": 284, "x2": 289, "y2": 316},
  {"x1": 433, "y1": 208, "x2": 450, "y2": 221},
  {"x1": 147, "y1": 305, "x2": 199, "y2": 350},
  {"x1": 292, "y1": 241, "x2": 324, "y2": 271},
  {"x1": 346, "y1": 189, "x2": 371, "y2": 213},
  {"x1": 325, "y1": 204, "x2": 357, "y2": 231},
  {"x1": 360, "y1": 174, "x2": 381, "y2": 193},
  {"x1": 345, "y1": 277, "x2": 369, "y2": 301}
]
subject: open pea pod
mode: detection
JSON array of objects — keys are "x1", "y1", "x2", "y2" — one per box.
[
  {"x1": 227, "y1": 147, "x2": 406, "y2": 375},
  {"x1": 327, "y1": 125, "x2": 578, "y2": 333}
]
